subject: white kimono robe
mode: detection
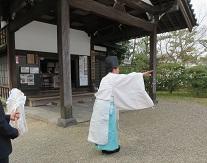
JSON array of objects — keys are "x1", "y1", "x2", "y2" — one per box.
[{"x1": 88, "y1": 72, "x2": 154, "y2": 145}]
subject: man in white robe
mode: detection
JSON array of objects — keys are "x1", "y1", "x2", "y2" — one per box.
[{"x1": 88, "y1": 56, "x2": 154, "y2": 154}]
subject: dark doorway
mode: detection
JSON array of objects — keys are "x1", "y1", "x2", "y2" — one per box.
[
  {"x1": 40, "y1": 59, "x2": 58, "y2": 89},
  {"x1": 71, "y1": 55, "x2": 79, "y2": 88}
]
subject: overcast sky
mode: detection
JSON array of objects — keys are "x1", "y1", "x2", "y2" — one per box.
[{"x1": 190, "y1": 0, "x2": 207, "y2": 25}]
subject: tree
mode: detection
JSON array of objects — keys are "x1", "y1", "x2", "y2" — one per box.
[
  {"x1": 119, "y1": 36, "x2": 150, "y2": 74},
  {"x1": 107, "y1": 41, "x2": 130, "y2": 62},
  {"x1": 157, "y1": 26, "x2": 207, "y2": 67},
  {"x1": 157, "y1": 63, "x2": 185, "y2": 93}
]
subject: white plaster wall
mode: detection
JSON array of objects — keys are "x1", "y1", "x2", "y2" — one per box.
[
  {"x1": 94, "y1": 45, "x2": 107, "y2": 52},
  {"x1": 15, "y1": 21, "x2": 91, "y2": 56}
]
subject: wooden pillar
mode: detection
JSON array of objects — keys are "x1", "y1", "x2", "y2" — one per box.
[
  {"x1": 90, "y1": 49, "x2": 97, "y2": 92},
  {"x1": 7, "y1": 27, "x2": 17, "y2": 89},
  {"x1": 0, "y1": 17, "x2": 2, "y2": 29},
  {"x1": 57, "y1": 0, "x2": 76, "y2": 127},
  {"x1": 149, "y1": 23, "x2": 157, "y2": 104}
]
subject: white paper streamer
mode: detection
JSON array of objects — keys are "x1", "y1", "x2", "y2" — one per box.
[{"x1": 6, "y1": 88, "x2": 27, "y2": 136}]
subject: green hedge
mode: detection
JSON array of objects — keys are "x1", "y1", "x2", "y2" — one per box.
[
  {"x1": 120, "y1": 63, "x2": 207, "y2": 97},
  {"x1": 186, "y1": 65, "x2": 207, "y2": 97}
]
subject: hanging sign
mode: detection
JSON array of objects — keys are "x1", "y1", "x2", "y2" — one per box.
[{"x1": 79, "y1": 56, "x2": 88, "y2": 86}]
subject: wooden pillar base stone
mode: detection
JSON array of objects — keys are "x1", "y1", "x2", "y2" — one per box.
[{"x1": 57, "y1": 117, "x2": 77, "y2": 128}]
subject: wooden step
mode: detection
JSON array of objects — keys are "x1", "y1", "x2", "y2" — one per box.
[
  {"x1": 27, "y1": 96, "x2": 60, "y2": 107},
  {"x1": 27, "y1": 92, "x2": 94, "y2": 107},
  {"x1": 28, "y1": 93, "x2": 59, "y2": 98},
  {"x1": 40, "y1": 89, "x2": 59, "y2": 94}
]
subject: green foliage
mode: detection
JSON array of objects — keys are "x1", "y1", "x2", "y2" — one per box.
[
  {"x1": 156, "y1": 64, "x2": 207, "y2": 97},
  {"x1": 157, "y1": 63, "x2": 186, "y2": 93},
  {"x1": 186, "y1": 65, "x2": 207, "y2": 97},
  {"x1": 119, "y1": 26, "x2": 207, "y2": 97},
  {"x1": 119, "y1": 37, "x2": 150, "y2": 76},
  {"x1": 107, "y1": 41, "x2": 131, "y2": 63},
  {"x1": 119, "y1": 65, "x2": 135, "y2": 74},
  {"x1": 131, "y1": 53, "x2": 149, "y2": 71}
]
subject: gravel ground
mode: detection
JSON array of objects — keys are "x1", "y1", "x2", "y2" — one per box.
[{"x1": 10, "y1": 98, "x2": 207, "y2": 163}]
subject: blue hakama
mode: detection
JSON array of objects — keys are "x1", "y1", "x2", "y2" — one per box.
[{"x1": 96, "y1": 100, "x2": 119, "y2": 151}]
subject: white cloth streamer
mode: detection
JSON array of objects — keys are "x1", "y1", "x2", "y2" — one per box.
[{"x1": 6, "y1": 88, "x2": 27, "y2": 136}]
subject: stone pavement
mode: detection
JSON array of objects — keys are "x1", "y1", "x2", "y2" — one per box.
[{"x1": 10, "y1": 98, "x2": 207, "y2": 163}]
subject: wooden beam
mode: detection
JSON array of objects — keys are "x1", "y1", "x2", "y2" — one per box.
[
  {"x1": 177, "y1": 0, "x2": 193, "y2": 31},
  {"x1": 69, "y1": 0, "x2": 154, "y2": 31},
  {"x1": 9, "y1": 0, "x2": 53, "y2": 32},
  {"x1": 149, "y1": 24, "x2": 157, "y2": 103},
  {"x1": 57, "y1": 0, "x2": 76, "y2": 127},
  {"x1": 9, "y1": 0, "x2": 26, "y2": 15},
  {"x1": 0, "y1": 4, "x2": 3, "y2": 17},
  {"x1": 119, "y1": 0, "x2": 175, "y2": 15},
  {"x1": 119, "y1": 0, "x2": 153, "y2": 12},
  {"x1": 94, "y1": 26, "x2": 148, "y2": 43}
]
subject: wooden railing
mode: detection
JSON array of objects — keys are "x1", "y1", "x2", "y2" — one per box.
[
  {"x1": 0, "y1": 26, "x2": 7, "y2": 47},
  {"x1": 0, "y1": 85, "x2": 10, "y2": 99}
]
